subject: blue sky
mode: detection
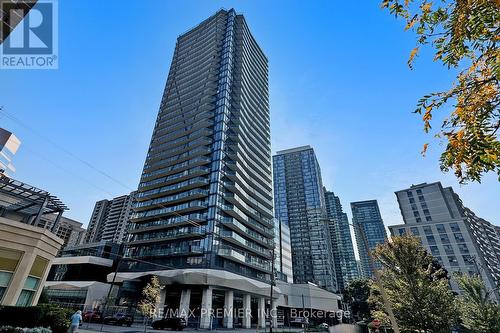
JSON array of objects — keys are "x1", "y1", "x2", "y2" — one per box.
[{"x1": 1, "y1": 0, "x2": 498, "y2": 233}]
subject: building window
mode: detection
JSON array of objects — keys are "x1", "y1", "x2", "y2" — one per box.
[
  {"x1": 448, "y1": 256, "x2": 459, "y2": 266},
  {"x1": 426, "y1": 235, "x2": 436, "y2": 245},
  {"x1": 16, "y1": 256, "x2": 48, "y2": 307},
  {"x1": 410, "y1": 227, "x2": 420, "y2": 235},
  {"x1": 416, "y1": 217, "x2": 422, "y2": 223},
  {"x1": 443, "y1": 244, "x2": 454, "y2": 255},
  {"x1": 398, "y1": 228, "x2": 406, "y2": 236},
  {"x1": 409, "y1": 198, "x2": 415, "y2": 203},
  {"x1": 423, "y1": 226, "x2": 433, "y2": 235},
  {"x1": 416, "y1": 189, "x2": 422, "y2": 195},
  {"x1": 0, "y1": 272, "x2": 13, "y2": 302},
  {"x1": 462, "y1": 255, "x2": 475, "y2": 265},
  {"x1": 16, "y1": 276, "x2": 39, "y2": 306},
  {"x1": 426, "y1": 216, "x2": 433, "y2": 222},
  {"x1": 450, "y1": 223, "x2": 460, "y2": 232},
  {"x1": 458, "y1": 244, "x2": 469, "y2": 254},
  {"x1": 454, "y1": 233, "x2": 465, "y2": 243},
  {"x1": 436, "y1": 224, "x2": 446, "y2": 233},
  {"x1": 407, "y1": 191, "x2": 413, "y2": 197},
  {"x1": 0, "y1": 248, "x2": 23, "y2": 303},
  {"x1": 440, "y1": 234, "x2": 451, "y2": 244},
  {"x1": 430, "y1": 246, "x2": 440, "y2": 256}
]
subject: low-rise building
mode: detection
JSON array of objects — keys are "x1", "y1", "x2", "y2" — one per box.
[
  {"x1": 44, "y1": 241, "x2": 121, "y2": 309},
  {"x1": 0, "y1": 174, "x2": 66, "y2": 306}
]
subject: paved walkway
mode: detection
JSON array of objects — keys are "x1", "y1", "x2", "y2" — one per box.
[{"x1": 79, "y1": 323, "x2": 305, "y2": 333}]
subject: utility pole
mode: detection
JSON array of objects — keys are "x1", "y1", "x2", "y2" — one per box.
[
  {"x1": 353, "y1": 223, "x2": 400, "y2": 333},
  {"x1": 100, "y1": 255, "x2": 121, "y2": 332}
]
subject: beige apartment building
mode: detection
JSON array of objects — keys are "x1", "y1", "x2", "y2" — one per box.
[
  {"x1": 0, "y1": 218, "x2": 63, "y2": 306},
  {"x1": 0, "y1": 174, "x2": 68, "y2": 306}
]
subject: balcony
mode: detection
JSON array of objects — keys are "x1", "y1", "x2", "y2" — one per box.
[
  {"x1": 126, "y1": 246, "x2": 204, "y2": 258},
  {"x1": 127, "y1": 227, "x2": 206, "y2": 245},
  {"x1": 135, "y1": 189, "x2": 209, "y2": 212},
  {"x1": 220, "y1": 217, "x2": 274, "y2": 248},
  {"x1": 220, "y1": 230, "x2": 271, "y2": 258},
  {"x1": 217, "y1": 248, "x2": 271, "y2": 273},
  {"x1": 130, "y1": 213, "x2": 207, "y2": 233}
]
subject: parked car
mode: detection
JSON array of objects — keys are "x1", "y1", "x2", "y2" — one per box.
[
  {"x1": 83, "y1": 310, "x2": 102, "y2": 323},
  {"x1": 151, "y1": 317, "x2": 187, "y2": 330},
  {"x1": 103, "y1": 313, "x2": 134, "y2": 326}
]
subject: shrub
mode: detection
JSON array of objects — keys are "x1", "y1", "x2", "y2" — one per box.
[
  {"x1": 0, "y1": 307, "x2": 43, "y2": 327},
  {"x1": 0, "y1": 327, "x2": 24, "y2": 333},
  {"x1": 0, "y1": 305, "x2": 72, "y2": 333}
]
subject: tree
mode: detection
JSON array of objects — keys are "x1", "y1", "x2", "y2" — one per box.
[
  {"x1": 381, "y1": 0, "x2": 500, "y2": 183},
  {"x1": 372, "y1": 235, "x2": 458, "y2": 332},
  {"x1": 138, "y1": 275, "x2": 163, "y2": 333},
  {"x1": 455, "y1": 273, "x2": 500, "y2": 333},
  {"x1": 343, "y1": 279, "x2": 372, "y2": 321}
]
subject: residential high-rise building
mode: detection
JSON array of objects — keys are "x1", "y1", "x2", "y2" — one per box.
[
  {"x1": 35, "y1": 215, "x2": 86, "y2": 248},
  {"x1": 274, "y1": 217, "x2": 293, "y2": 283},
  {"x1": 115, "y1": 9, "x2": 282, "y2": 329},
  {"x1": 351, "y1": 200, "x2": 387, "y2": 278},
  {"x1": 390, "y1": 182, "x2": 500, "y2": 300},
  {"x1": 273, "y1": 146, "x2": 337, "y2": 292},
  {"x1": 84, "y1": 192, "x2": 135, "y2": 244},
  {"x1": 0, "y1": 128, "x2": 21, "y2": 176},
  {"x1": 324, "y1": 188, "x2": 358, "y2": 290}
]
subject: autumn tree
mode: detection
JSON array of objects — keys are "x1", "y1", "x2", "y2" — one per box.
[
  {"x1": 381, "y1": 0, "x2": 500, "y2": 183},
  {"x1": 138, "y1": 275, "x2": 163, "y2": 333},
  {"x1": 372, "y1": 235, "x2": 458, "y2": 332},
  {"x1": 455, "y1": 273, "x2": 500, "y2": 333}
]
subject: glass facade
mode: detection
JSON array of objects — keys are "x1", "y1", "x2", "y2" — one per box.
[
  {"x1": 351, "y1": 200, "x2": 387, "y2": 278},
  {"x1": 323, "y1": 188, "x2": 358, "y2": 290},
  {"x1": 123, "y1": 9, "x2": 274, "y2": 282},
  {"x1": 273, "y1": 146, "x2": 336, "y2": 292}
]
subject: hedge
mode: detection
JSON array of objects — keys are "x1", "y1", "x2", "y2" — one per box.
[{"x1": 0, "y1": 305, "x2": 74, "y2": 333}]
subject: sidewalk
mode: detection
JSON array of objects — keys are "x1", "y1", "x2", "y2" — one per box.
[{"x1": 79, "y1": 324, "x2": 305, "y2": 333}]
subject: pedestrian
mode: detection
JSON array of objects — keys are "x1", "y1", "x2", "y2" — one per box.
[{"x1": 69, "y1": 310, "x2": 82, "y2": 333}]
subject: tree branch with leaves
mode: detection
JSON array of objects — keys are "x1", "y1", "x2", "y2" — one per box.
[{"x1": 381, "y1": 0, "x2": 500, "y2": 183}]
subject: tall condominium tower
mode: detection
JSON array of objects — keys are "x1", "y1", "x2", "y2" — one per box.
[
  {"x1": 324, "y1": 188, "x2": 358, "y2": 290},
  {"x1": 84, "y1": 192, "x2": 135, "y2": 244},
  {"x1": 273, "y1": 146, "x2": 337, "y2": 292},
  {"x1": 390, "y1": 182, "x2": 500, "y2": 300},
  {"x1": 118, "y1": 9, "x2": 276, "y2": 329},
  {"x1": 351, "y1": 200, "x2": 387, "y2": 278}
]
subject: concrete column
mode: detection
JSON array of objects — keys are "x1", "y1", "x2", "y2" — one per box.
[
  {"x1": 179, "y1": 289, "x2": 191, "y2": 319},
  {"x1": 257, "y1": 297, "x2": 266, "y2": 328},
  {"x1": 242, "y1": 294, "x2": 252, "y2": 328},
  {"x1": 223, "y1": 290, "x2": 234, "y2": 328},
  {"x1": 200, "y1": 287, "x2": 213, "y2": 329},
  {"x1": 157, "y1": 288, "x2": 167, "y2": 318},
  {"x1": 271, "y1": 299, "x2": 278, "y2": 328}
]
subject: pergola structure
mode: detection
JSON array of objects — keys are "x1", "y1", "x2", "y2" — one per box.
[{"x1": 0, "y1": 174, "x2": 68, "y2": 232}]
